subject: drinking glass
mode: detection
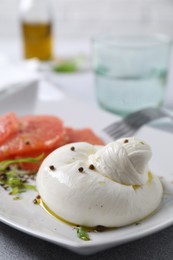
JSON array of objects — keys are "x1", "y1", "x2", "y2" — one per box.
[{"x1": 92, "y1": 34, "x2": 172, "y2": 115}]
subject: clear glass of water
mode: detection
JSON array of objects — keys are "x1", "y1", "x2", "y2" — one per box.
[{"x1": 92, "y1": 34, "x2": 172, "y2": 116}]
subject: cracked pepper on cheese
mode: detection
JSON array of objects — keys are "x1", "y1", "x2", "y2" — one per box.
[{"x1": 36, "y1": 138, "x2": 163, "y2": 227}]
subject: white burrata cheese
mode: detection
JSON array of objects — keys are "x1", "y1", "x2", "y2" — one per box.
[{"x1": 36, "y1": 138, "x2": 163, "y2": 227}]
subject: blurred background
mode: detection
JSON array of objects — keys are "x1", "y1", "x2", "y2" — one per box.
[
  {"x1": 1, "y1": 0, "x2": 173, "y2": 40},
  {"x1": 0, "y1": 0, "x2": 173, "y2": 113},
  {"x1": 1, "y1": 0, "x2": 173, "y2": 57}
]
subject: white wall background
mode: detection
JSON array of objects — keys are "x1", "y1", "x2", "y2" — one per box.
[{"x1": 0, "y1": 0, "x2": 173, "y2": 39}]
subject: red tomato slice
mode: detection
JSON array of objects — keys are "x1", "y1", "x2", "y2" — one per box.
[
  {"x1": 0, "y1": 114, "x2": 104, "y2": 172},
  {"x1": 0, "y1": 113, "x2": 18, "y2": 145},
  {"x1": 65, "y1": 128, "x2": 104, "y2": 145},
  {"x1": 0, "y1": 115, "x2": 67, "y2": 160}
]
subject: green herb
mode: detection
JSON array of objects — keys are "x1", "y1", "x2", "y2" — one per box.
[
  {"x1": 53, "y1": 62, "x2": 78, "y2": 73},
  {"x1": 0, "y1": 154, "x2": 44, "y2": 171},
  {"x1": 0, "y1": 154, "x2": 44, "y2": 199},
  {"x1": 10, "y1": 186, "x2": 20, "y2": 195},
  {"x1": 13, "y1": 196, "x2": 22, "y2": 201},
  {"x1": 52, "y1": 55, "x2": 86, "y2": 73},
  {"x1": 76, "y1": 226, "x2": 90, "y2": 241}
]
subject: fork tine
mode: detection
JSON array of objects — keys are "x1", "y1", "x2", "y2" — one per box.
[
  {"x1": 109, "y1": 120, "x2": 140, "y2": 137},
  {"x1": 103, "y1": 108, "x2": 151, "y2": 133},
  {"x1": 103, "y1": 107, "x2": 171, "y2": 141},
  {"x1": 109, "y1": 124, "x2": 139, "y2": 140},
  {"x1": 104, "y1": 111, "x2": 146, "y2": 135},
  {"x1": 108, "y1": 127, "x2": 136, "y2": 140},
  {"x1": 104, "y1": 121, "x2": 126, "y2": 135},
  {"x1": 105, "y1": 122, "x2": 132, "y2": 136},
  {"x1": 107, "y1": 115, "x2": 156, "y2": 139}
]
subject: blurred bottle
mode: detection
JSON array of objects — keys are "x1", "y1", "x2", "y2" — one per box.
[{"x1": 19, "y1": 0, "x2": 53, "y2": 61}]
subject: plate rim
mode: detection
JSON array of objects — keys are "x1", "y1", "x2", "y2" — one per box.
[{"x1": 1, "y1": 212, "x2": 173, "y2": 250}]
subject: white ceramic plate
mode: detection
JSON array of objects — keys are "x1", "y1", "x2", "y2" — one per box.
[{"x1": 1, "y1": 82, "x2": 173, "y2": 255}]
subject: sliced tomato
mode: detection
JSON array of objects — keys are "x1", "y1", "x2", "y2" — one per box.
[
  {"x1": 65, "y1": 128, "x2": 104, "y2": 145},
  {"x1": 0, "y1": 113, "x2": 18, "y2": 145},
  {"x1": 16, "y1": 150, "x2": 53, "y2": 172},
  {"x1": 0, "y1": 114, "x2": 104, "y2": 172},
  {"x1": 0, "y1": 115, "x2": 67, "y2": 161}
]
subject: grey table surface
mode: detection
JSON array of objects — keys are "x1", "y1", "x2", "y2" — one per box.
[{"x1": 1, "y1": 221, "x2": 173, "y2": 260}]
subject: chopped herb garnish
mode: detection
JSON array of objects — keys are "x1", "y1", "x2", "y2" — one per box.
[
  {"x1": 0, "y1": 154, "x2": 44, "y2": 171},
  {"x1": 76, "y1": 226, "x2": 90, "y2": 241},
  {"x1": 10, "y1": 186, "x2": 20, "y2": 195},
  {"x1": 140, "y1": 141, "x2": 144, "y2": 145},
  {"x1": 13, "y1": 196, "x2": 22, "y2": 201},
  {"x1": 53, "y1": 62, "x2": 78, "y2": 73},
  {"x1": 0, "y1": 154, "x2": 44, "y2": 199},
  {"x1": 23, "y1": 184, "x2": 37, "y2": 191},
  {"x1": 52, "y1": 55, "x2": 85, "y2": 73}
]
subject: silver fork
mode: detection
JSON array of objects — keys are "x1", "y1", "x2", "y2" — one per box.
[{"x1": 103, "y1": 107, "x2": 173, "y2": 140}]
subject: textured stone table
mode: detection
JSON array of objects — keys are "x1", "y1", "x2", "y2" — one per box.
[{"x1": 1, "y1": 221, "x2": 173, "y2": 260}]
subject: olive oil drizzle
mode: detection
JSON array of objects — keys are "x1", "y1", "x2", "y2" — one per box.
[
  {"x1": 38, "y1": 198, "x2": 113, "y2": 233},
  {"x1": 39, "y1": 198, "x2": 78, "y2": 227},
  {"x1": 37, "y1": 172, "x2": 154, "y2": 229}
]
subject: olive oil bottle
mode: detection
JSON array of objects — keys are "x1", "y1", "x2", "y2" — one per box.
[{"x1": 19, "y1": 0, "x2": 53, "y2": 61}]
